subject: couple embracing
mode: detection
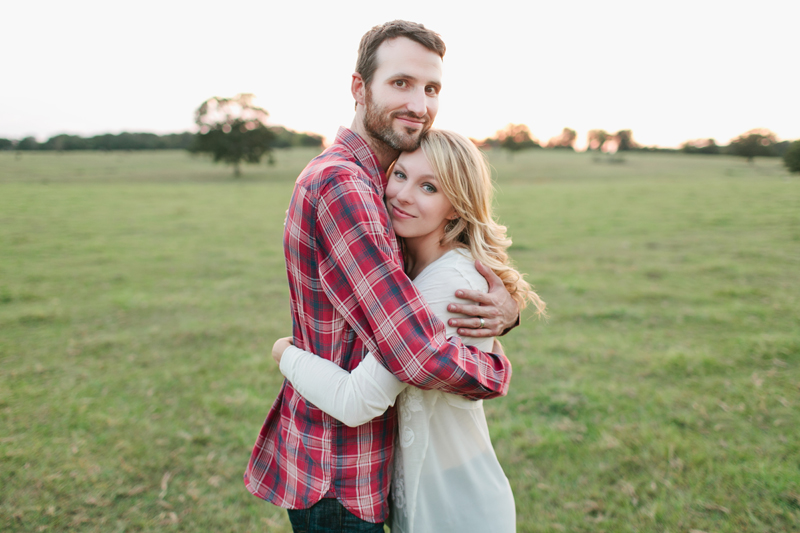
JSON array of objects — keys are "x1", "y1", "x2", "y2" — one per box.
[{"x1": 244, "y1": 20, "x2": 545, "y2": 533}]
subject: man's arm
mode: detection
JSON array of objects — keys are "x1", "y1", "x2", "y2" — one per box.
[{"x1": 316, "y1": 174, "x2": 510, "y2": 400}]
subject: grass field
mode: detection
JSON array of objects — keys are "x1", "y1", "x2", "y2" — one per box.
[{"x1": 1, "y1": 148, "x2": 799, "y2": 532}]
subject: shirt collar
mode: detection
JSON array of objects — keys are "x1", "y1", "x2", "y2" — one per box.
[{"x1": 334, "y1": 126, "x2": 387, "y2": 194}]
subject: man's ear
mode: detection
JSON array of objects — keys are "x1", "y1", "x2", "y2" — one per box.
[{"x1": 351, "y1": 73, "x2": 366, "y2": 107}]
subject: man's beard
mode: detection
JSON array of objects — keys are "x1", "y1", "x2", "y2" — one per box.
[{"x1": 364, "y1": 89, "x2": 430, "y2": 152}]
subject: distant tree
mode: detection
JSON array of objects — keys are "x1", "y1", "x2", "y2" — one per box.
[
  {"x1": 292, "y1": 131, "x2": 324, "y2": 148},
  {"x1": 84, "y1": 132, "x2": 195, "y2": 151},
  {"x1": 615, "y1": 130, "x2": 639, "y2": 151},
  {"x1": 495, "y1": 124, "x2": 540, "y2": 156},
  {"x1": 17, "y1": 137, "x2": 40, "y2": 151},
  {"x1": 587, "y1": 129, "x2": 610, "y2": 151},
  {"x1": 474, "y1": 136, "x2": 499, "y2": 149},
  {"x1": 159, "y1": 132, "x2": 195, "y2": 150},
  {"x1": 784, "y1": 140, "x2": 800, "y2": 173},
  {"x1": 772, "y1": 140, "x2": 791, "y2": 158},
  {"x1": 41, "y1": 134, "x2": 90, "y2": 151},
  {"x1": 681, "y1": 138, "x2": 720, "y2": 155},
  {"x1": 728, "y1": 129, "x2": 778, "y2": 162},
  {"x1": 190, "y1": 93, "x2": 275, "y2": 176},
  {"x1": 0, "y1": 138, "x2": 13, "y2": 150},
  {"x1": 270, "y1": 126, "x2": 324, "y2": 149},
  {"x1": 637, "y1": 146, "x2": 678, "y2": 153},
  {"x1": 546, "y1": 128, "x2": 577, "y2": 149}
]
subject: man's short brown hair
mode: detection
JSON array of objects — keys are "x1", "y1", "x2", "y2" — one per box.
[{"x1": 355, "y1": 20, "x2": 446, "y2": 88}]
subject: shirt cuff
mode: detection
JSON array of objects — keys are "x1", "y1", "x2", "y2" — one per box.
[
  {"x1": 500, "y1": 314, "x2": 521, "y2": 336},
  {"x1": 279, "y1": 345, "x2": 304, "y2": 378}
]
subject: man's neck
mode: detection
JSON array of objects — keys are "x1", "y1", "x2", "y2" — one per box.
[{"x1": 350, "y1": 117, "x2": 400, "y2": 173}]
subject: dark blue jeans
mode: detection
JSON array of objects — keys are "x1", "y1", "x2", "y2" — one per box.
[{"x1": 287, "y1": 498, "x2": 385, "y2": 533}]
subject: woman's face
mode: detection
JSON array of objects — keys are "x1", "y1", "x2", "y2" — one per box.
[{"x1": 385, "y1": 148, "x2": 457, "y2": 241}]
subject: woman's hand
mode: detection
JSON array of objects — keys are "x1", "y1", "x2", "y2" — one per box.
[{"x1": 272, "y1": 336, "x2": 294, "y2": 365}]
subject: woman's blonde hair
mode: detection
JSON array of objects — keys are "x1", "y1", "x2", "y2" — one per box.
[{"x1": 419, "y1": 129, "x2": 546, "y2": 316}]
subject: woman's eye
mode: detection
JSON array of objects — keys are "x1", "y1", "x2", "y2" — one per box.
[
  {"x1": 422, "y1": 183, "x2": 436, "y2": 193},
  {"x1": 393, "y1": 171, "x2": 406, "y2": 180}
]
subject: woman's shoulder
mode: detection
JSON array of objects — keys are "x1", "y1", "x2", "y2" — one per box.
[{"x1": 415, "y1": 249, "x2": 488, "y2": 293}]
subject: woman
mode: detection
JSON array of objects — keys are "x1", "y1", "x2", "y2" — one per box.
[{"x1": 272, "y1": 130, "x2": 545, "y2": 532}]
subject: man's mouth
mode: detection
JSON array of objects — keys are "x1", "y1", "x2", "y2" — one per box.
[{"x1": 394, "y1": 114, "x2": 426, "y2": 129}]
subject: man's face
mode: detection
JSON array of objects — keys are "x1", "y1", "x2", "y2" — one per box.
[{"x1": 363, "y1": 37, "x2": 443, "y2": 152}]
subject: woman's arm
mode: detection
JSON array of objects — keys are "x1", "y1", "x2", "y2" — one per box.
[
  {"x1": 277, "y1": 344, "x2": 407, "y2": 427},
  {"x1": 271, "y1": 253, "x2": 500, "y2": 425}
]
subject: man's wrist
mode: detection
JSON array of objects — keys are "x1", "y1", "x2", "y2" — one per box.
[{"x1": 500, "y1": 314, "x2": 520, "y2": 336}]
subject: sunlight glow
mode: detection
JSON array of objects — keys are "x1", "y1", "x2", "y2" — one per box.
[{"x1": 2, "y1": 0, "x2": 798, "y2": 149}]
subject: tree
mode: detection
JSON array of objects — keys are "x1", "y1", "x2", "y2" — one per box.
[
  {"x1": 784, "y1": 140, "x2": 800, "y2": 174},
  {"x1": 615, "y1": 130, "x2": 638, "y2": 151},
  {"x1": 728, "y1": 128, "x2": 777, "y2": 163},
  {"x1": 587, "y1": 130, "x2": 610, "y2": 151},
  {"x1": 17, "y1": 137, "x2": 40, "y2": 150},
  {"x1": 270, "y1": 126, "x2": 324, "y2": 149},
  {"x1": 496, "y1": 124, "x2": 540, "y2": 156},
  {"x1": 681, "y1": 138, "x2": 720, "y2": 155},
  {"x1": 546, "y1": 128, "x2": 577, "y2": 149},
  {"x1": 190, "y1": 93, "x2": 275, "y2": 176},
  {"x1": 772, "y1": 140, "x2": 791, "y2": 158},
  {"x1": 41, "y1": 134, "x2": 89, "y2": 151},
  {"x1": 0, "y1": 138, "x2": 13, "y2": 150}
]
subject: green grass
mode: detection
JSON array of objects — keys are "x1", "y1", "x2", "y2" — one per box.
[{"x1": 1, "y1": 149, "x2": 799, "y2": 532}]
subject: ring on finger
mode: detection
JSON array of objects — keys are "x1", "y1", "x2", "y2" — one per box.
[{"x1": 479, "y1": 317, "x2": 485, "y2": 328}]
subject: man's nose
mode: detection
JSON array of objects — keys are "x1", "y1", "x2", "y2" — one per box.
[{"x1": 405, "y1": 88, "x2": 427, "y2": 117}]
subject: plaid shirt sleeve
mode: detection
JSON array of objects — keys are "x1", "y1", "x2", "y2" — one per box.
[{"x1": 316, "y1": 169, "x2": 511, "y2": 399}]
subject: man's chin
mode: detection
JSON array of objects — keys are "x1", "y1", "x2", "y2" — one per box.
[
  {"x1": 367, "y1": 121, "x2": 427, "y2": 152},
  {"x1": 393, "y1": 127, "x2": 426, "y2": 151}
]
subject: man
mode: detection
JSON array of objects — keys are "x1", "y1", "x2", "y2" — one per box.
[{"x1": 244, "y1": 20, "x2": 520, "y2": 532}]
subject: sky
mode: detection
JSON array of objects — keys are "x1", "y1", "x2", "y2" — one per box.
[{"x1": 3, "y1": 0, "x2": 798, "y2": 149}]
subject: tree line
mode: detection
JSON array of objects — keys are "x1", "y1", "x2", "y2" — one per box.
[
  {"x1": 0, "y1": 127, "x2": 322, "y2": 154},
  {"x1": 479, "y1": 124, "x2": 800, "y2": 172},
  {"x1": 474, "y1": 124, "x2": 644, "y2": 153},
  {"x1": 0, "y1": 132, "x2": 196, "y2": 152}
]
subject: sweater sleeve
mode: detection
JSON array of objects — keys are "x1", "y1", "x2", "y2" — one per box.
[{"x1": 280, "y1": 346, "x2": 408, "y2": 427}]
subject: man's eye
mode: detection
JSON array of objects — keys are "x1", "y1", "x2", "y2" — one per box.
[
  {"x1": 394, "y1": 80, "x2": 407, "y2": 88},
  {"x1": 425, "y1": 86, "x2": 438, "y2": 95}
]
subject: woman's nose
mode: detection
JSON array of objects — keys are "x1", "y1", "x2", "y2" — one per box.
[{"x1": 395, "y1": 183, "x2": 412, "y2": 204}]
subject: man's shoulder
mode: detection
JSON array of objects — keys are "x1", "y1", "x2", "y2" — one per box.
[{"x1": 297, "y1": 145, "x2": 372, "y2": 192}]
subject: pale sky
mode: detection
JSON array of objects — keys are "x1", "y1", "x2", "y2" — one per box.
[{"x1": 3, "y1": 0, "x2": 798, "y2": 149}]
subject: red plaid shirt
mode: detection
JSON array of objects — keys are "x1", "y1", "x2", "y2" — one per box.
[{"x1": 244, "y1": 127, "x2": 512, "y2": 523}]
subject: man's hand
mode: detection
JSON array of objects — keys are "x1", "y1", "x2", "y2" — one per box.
[
  {"x1": 272, "y1": 336, "x2": 294, "y2": 365},
  {"x1": 447, "y1": 260, "x2": 520, "y2": 338}
]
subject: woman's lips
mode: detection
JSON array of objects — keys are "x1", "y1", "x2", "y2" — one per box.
[{"x1": 391, "y1": 205, "x2": 415, "y2": 219}]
